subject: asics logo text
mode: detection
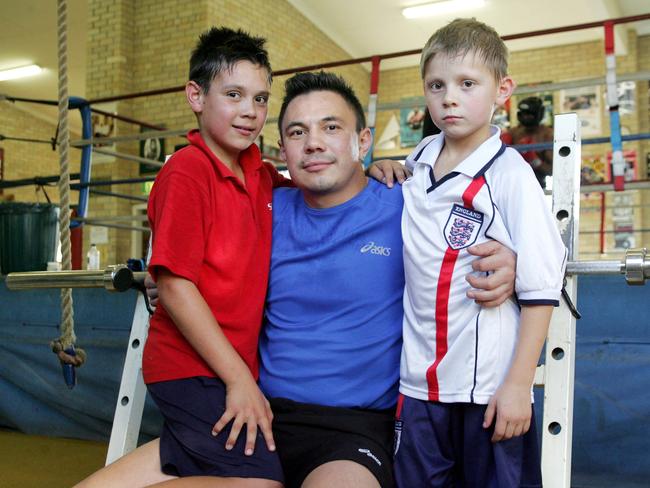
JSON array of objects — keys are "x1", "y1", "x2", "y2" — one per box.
[{"x1": 360, "y1": 241, "x2": 391, "y2": 256}]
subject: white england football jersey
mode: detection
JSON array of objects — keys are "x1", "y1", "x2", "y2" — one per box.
[{"x1": 400, "y1": 127, "x2": 567, "y2": 404}]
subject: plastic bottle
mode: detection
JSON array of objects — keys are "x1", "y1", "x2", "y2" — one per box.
[{"x1": 87, "y1": 244, "x2": 101, "y2": 270}]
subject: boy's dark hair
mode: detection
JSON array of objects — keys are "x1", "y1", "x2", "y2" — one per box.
[
  {"x1": 278, "y1": 71, "x2": 366, "y2": 138},
  {"x1": 189, "y1": 26, "x2": 272, "y2": 92}
]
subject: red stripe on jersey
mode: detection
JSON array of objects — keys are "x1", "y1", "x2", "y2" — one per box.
[
  {"x1": 426, "y1": 176, "x2": 486, "y2": 401},
  {"x1": 463, "y1": 176, "x2": 487, "y2": 208}
]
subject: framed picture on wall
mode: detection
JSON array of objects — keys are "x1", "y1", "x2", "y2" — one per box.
[
  {"x1": 616, "y1": 81, "x2": 636, "y2": 115},
  {"x1": 581, "y1": 155, "x2": 607, "y2": 184},
  {"x1": 559, "y1": 86, "x2": 601, "y2": 137},
  {"x1": 139, "y1": 126, "x2": 166, "y2": 174},
  {"x1": 400, "y1": 98, "x2": 426, "y2": 148},
  {"x1": 91, "y1": 102, "x2": 118, "y2": 164}
]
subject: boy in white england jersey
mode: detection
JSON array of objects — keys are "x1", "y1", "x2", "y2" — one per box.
[{"x1": 394, "y1": 19, "x2": 566, "y2": 487}]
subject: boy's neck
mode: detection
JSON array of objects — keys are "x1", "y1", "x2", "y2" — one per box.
[
  {"x1": 199, "y1": 129, "x2": 243, "y2": 175},
  {"x1": 435, "y1": 125, "x2": 493, "y2": 179}
]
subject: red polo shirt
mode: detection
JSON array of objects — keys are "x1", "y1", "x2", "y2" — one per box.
[{"x1": 143, "y1": 129, "x2": 288, "y2": 383}]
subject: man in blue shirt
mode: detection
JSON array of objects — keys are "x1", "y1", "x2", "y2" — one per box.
[
  {"x1": 259, "y1": 71, "x2": 515, "y2": 488},
  {"x1": 142, "y1": 71, "x2": 515, "y2": 488}
]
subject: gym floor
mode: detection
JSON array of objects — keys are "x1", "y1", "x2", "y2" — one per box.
[{"x1": 0, "y1": 428, "x2": 106, "y2": 487}]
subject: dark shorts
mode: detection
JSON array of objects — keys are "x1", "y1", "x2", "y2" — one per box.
[
  {"x1": 147, "y1": 376, "x2": 283, "y2": 482},
  {"x1": 270, "y1": 397, "x2": 395, "y2": 488},
  {"x1": 394, "y1": 395, "x2": 542, "y2": 488}
]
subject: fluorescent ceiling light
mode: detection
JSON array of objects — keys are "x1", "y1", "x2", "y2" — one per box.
[
  {"x1": 0, "y1": 64, "x2": 43, "y2": 81},
  {"x1": 402, "y1": 0, "x2": 486, "y2": 19}
]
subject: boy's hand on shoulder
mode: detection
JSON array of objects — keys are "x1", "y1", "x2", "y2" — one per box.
[
  {"x1": 212, "y1": 375, "x2": 275, "y2": 456},
  {"x1": 483, "y1": 381, "x2": 532, "y2": 443},
  {"x1": 366, "y1": 159, "x2": 411, "y2": 188}
]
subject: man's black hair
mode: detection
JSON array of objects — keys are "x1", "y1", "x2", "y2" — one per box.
[
  {"x1": 189, "y1": 26, "x2": 272, "y2": 92},
  {"x1": 277, "y1": 71, "x2": 366, "y2": 138}
]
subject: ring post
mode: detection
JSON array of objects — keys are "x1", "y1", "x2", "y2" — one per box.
[{"x1": 604, "y1": 21, "x2": 625, "y2": 191}]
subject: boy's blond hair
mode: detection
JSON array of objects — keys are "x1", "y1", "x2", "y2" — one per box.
[{"x1": 420, "y1": 18, "x2": 508, "y2": 81}]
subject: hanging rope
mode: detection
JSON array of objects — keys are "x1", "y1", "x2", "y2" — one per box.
[{"x1": 52, "y1": 0, "x2": 86, "y2": 380}]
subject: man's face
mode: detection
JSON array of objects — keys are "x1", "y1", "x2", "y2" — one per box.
[{"x1": 279, "y1": 90, "x2": 371, "y2": 208}]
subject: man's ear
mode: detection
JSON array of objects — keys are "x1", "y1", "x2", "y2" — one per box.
[
  {"x1": 358, "y1": 127, "x2": 373, "y2": 161},
  {"x1": 278, "y1": 139, "x2": 287, "y2": 162},
  {"x1": 496, "y1": 76, "x2": 516, "y2": 106},
  {"x1": 186, "y1": 81, "x2": 204, "y2": 114}
]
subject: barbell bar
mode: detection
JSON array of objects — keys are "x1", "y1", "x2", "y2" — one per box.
[{"x1": 4, "y1": 248, "x2": 648, "y2": 292}]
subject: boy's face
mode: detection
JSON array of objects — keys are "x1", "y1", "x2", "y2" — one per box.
[
  {"x1": 187, "y1": 60, "x2": 270, "y2": 165},
  {"x1": 423, "y1": 51, "x2": 512, "y2": 148},
  {"x1": 279, "y1": 90, "x2": 371, "y2": 208}
]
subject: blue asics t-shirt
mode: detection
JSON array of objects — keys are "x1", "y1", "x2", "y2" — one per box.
[{"x1": 259, "y1": 179, "x2": 404, "y2": 409}]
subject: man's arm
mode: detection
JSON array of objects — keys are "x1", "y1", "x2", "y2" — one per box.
[
  {"x1": 466, "y1": 241, "x2": 516, "y2": 307},
  {"x1": 156, "y1": 268, "x2": 275, "y2": 455}
]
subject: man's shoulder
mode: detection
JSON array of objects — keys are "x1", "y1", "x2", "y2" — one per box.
[
  {"x1": 273, "y1": 185, "x2": 300, "y2": 199},
  {"x1": 272, "y1": 185, "x2": 301, "y2": 212},
  {"x1": 365, "y1": 178, "x2": 404, "y2": 211}
]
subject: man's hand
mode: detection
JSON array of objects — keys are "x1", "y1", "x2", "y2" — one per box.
[
  {"x1": 367, "y1": 159, "x2": 411, "y2": 188},
  {"x1": 466, "y1": 241, "x2": 516, "y2": 307},
  {"x1": 213, "y1": 376, "x2": 276, "y2": 456},
  {"x1": 144, "y1": 273, "x2": 159, "y2": 308}
]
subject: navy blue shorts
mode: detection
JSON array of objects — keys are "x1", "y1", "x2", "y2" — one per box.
[
  {"x1": 393, "y1": 395, "x2": 542, "y2": 488},
  {"x1": 147, "y1": 376, "x2": 283, "y2": 482}
]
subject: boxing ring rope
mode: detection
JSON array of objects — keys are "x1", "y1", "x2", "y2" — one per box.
[
  {"x1": 81, "y1": 13, "x2": 650, "y2": 107},
  {"x1": 4, "y1": 13, "x2": 650, "y2": 241},
  {"x1": 5, "y1": 114, "x2": 650, "y2": 480}
]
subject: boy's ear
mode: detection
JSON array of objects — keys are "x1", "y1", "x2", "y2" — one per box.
[
  {"x1": 186, "y1": 81, "x2": 204, "y2": 114},
  {"x1": 358, "y1": 127, "x2": 373, "y2": 162},
  {"x1": 496, "y1": 76, "x2": 516, "y2": 106}
]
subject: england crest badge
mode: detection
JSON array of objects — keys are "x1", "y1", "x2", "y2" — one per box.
[{"x1": 444, "y1": 204, "x2": 483, "y2": 250}]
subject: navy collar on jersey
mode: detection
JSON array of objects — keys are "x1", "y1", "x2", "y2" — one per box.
[
  {"x1": 406, "y1": 126, "x2": 505, "y2": 193},
  {"x1": 409, "y1": 125, "x2": 505, "y2": 178}
]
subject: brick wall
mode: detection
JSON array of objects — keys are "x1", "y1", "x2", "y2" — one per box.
[
  {"x1": 0, "y1": 104, "x2": 80, "y2": 204},
  {"x1": 2, "y1": 5, "x2": 648, "y2": 263},
  {"x1": 83, "y1": 0, "x2": 370, "y2": 264}
]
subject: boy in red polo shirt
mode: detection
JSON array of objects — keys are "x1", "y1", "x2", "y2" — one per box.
[
  {"x1": 144, "y1": 27, "x2": 289, "y2": 484},
  {"x1": 76, "y1": 27, "x2": 287, "y2": 488}
]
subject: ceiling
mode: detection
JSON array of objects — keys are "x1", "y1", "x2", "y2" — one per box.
[{"x1": 0, "y1": 0, "x2": 648, "y2": 134}]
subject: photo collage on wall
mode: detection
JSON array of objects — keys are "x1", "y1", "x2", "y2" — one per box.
[{"x1": 399, "y1": 97, "x2": 426, "y2": 148}]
